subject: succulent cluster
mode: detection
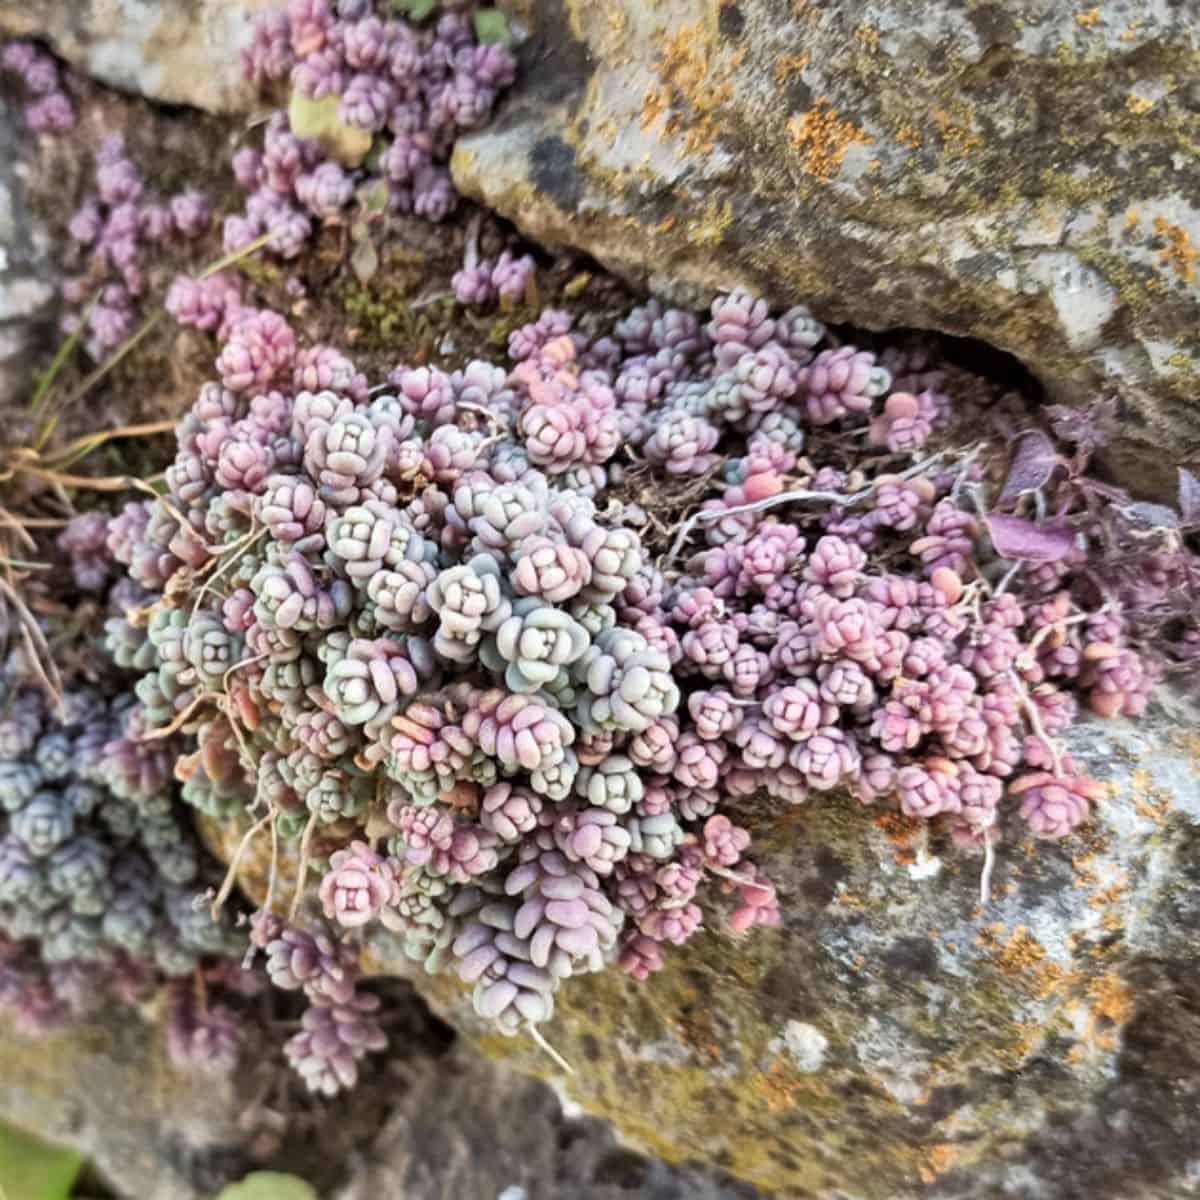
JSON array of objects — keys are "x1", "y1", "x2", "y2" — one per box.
[
  {"x1": 452, "y1": 246, "x2": 537, "y2": 308},
  {"x1": 251, "y1": 910, "x2": 385, "y2": 1095},
  {"x1": 1, "y1": 39, "x2": 75, "y2": 133},
  {"x1": 0, "y1": 555, "x2": 245, "y2": 1054},
  {"x1": 230, "y1": 0, "x2": 516, "y2": 255},
  {"x1": 61, "y1": 134, "x2": 213, "y2": 358},
  {"x1": 99, "y1": 263, "x2": 1198, "y2": 1096}
]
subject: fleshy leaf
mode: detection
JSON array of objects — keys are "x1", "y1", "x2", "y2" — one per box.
[
  {"x1": 1046, "y1": 398, "x2": 1116, "y2": 454},
  {"x1": 986, "y1": 513, "x2": 1077, "y2": 563},
  {"x1": 217, "y1": 1173, "x2": 318, "y2": 1200},
  {"x1": 474, "y1": 10, "x2": 513, "y2": 45},
  {"x1": 998, "y1": 431, "x2": 1059, "y2": 506},
  {"x1": 0, "y1": 1121, "x2": 83, "y2": 1200},
  {"x1": 361, "y1": 179, "x2": 391, "y2": 215},
  {"x1": 351, "y1": 237, "x2": 380, "y2": 284},
  {"x1": 392, "y1": 0, "x2": 437, "y2": 19},
  {"x1": 1179, "y1": 467, "x2": 1200, "y2": 524},
  {"x1": 287, "y1": 92, "x2": 372, "y2": 166},
  {"x1": 1123, "y1": 501, "x2": 1179, "y2": 530},
  {"x1": 287, "y1": 92, "x2": 340, "y2": 142}
]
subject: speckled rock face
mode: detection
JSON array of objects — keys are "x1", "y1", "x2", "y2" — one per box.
[
  {"x1": 453, "y1": 0, "x2": 1200, "y2": 490},
  {"x1": 0, "y1": 1008, "x2": 758, "y2": 1200},
  {"x1": 0, "y1": 1, "x2": 275, "y2": 113},
  {"x1": 363, "y1": 695, "x2": 1200, "y2": 1200},
  {"x1": 0, "y1": 97, "x2": 55, "y2": 411},
  {"x1": 0, "y1": 1010, "x2": 245, "y2": 1200}
]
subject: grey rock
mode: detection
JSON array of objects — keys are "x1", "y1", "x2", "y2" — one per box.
[
  {"x1": 0, "y1": 1003, "x2": 756, "y2": 1200},
  {"x1": 0, "y1": 1, "x2": 276, "y2": 113},
  {"x1": 0, "y1": 1009, "x2": 244, "y2": 1200},
  {"x1": 369, "y1": 694, "x2": 1200, "y2": 1199},
  {"x1": 0, "y1": 97, "x2": 55, "y2": 413},
  {"x1": 333, "y1": 1041, "x2": 759, "y2": 1200},
  {"x1": 453, "y1": 0, "x2": 1200, "y2": 493}
]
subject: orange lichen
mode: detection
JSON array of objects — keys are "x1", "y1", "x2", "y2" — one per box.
[
  {"x1": 1072, "y1": 851, "x2": 1099, "y2": 888},
  {"x1": 787, "y1": 99, "x2": 872, "y2": 181},
  {"x1": 651, "y1": 23, "x2": 736, "y2": 156},
  {"x1": 987, "y1": 925, "x2": 1072, "y2": 999},
  {"x1": 1088, "y1": 874, "x2": 1130, "y2": 910},
  {"x1": 756, "y1": 1062, "x2": 802, "y2": 1112},
  {"x1": 932, "y1": 103, "x2": 982, "y2": 156},
  {"x1": 855, "y1": 22, "x2": 880, "y2": 51},
  {"x1": 1076, "y1": 7, "x2": 1101, "y2": 27},
  {"x1": 1153, "y1": 216, "x2": 1196, "y2": 283},
  {"x1": 1127, "y1": 94, "x2": 1154, "y2": 115},
  {"x1": 774, "y1": 50, "x2": 810, "y2": 86},
  {"x1": 1126, "y1": 208, "x2": 1141, "y2": 230},
  {"x1": 641, "y1": 85, "x2": 669, "y2": 134},
  {"x1": 918, "y1": 1145, "x2": 958, "y2": 1184},
  {"x1": 1089, "y1": 972, "x2": 1134, "y2": 1025},
  {"x1": 874, "y1": 809, "x2": 920, "y2": 845},
  {"x1": 897, "y1": 124, "x2": 922, "y2": 149}
]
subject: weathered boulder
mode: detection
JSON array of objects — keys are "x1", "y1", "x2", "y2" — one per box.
[
  {"x1": 330, "y1": 1040, "x2": 759, "y2": 1200},
  {"x1": 453, "y1": 0, "x2": 1200, "y2": 489},
  {"x1": 0, "y1": 1, "x2": 273, "y2": 113},
  {"x1": 0, "y1": 1008, "x2": 245, "y2": 1200},
  {"x1": 362, "y1": 694, "x2": 1200, "y2": 1200},
  {"x1": 0, "y1": 1006, "x2": 757, "y2": 1200},
  {"x1": 0, "y1": 96, "x2": 55, "y2": 412}
]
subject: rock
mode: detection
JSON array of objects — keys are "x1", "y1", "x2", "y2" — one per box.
[
  {"x1": 332, "y1": 1041, "x2": 759, "y2": 1200},
  {"x1": 0, "y1": 2, "x2": 276, "y2": 113},
  {"x1": 0, "y1": 1008, "x2": 245, "y2": 1200},
  {"x1": 0, "y1": 1001, "x2": 756, "y2": 1200},
  {"x1": 454, "y1": 0, "x2": 1200, "y2": 490},
  {"x1": 0, "y1": 97, "x2": 55, "y2": 413},
  {"x1": 365, "y1": 695, "x2": 1200, "y2": 1199}
]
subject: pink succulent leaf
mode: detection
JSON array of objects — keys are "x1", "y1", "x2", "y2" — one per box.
[{"x1": 985, "y1": 514, "x2": 1077, "y2": 564}]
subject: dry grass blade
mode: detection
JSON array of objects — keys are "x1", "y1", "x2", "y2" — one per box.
[{"x1": 0, "y1": 574, "x2": 65, "y2": 716}]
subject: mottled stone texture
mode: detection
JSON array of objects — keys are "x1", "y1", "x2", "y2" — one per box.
[
  {"x1": 364, "y1": 696, "x2": 1200, "y2": 1199},
  {"x1": 0, "y1": 97, "x2": 54, "y2": 412},
  {"x1": 0, "y1": 1010, "x2": 245, "y2": 1200},
  {"x1": 0, "y1": 1, "x2": 274, "y2": 113},
  {"x1": 453, "y1": 0, "x2": 1200, "y2": 490},
  {"x1": 331, "y1": 1042, "x2": 760, "y2": 1200},
  {"x1": 0, "y1": 1008, "x2": 758, "y2": 1200}
]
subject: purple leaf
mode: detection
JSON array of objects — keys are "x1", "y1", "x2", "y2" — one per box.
[
  {"x1": 1123, "y1": 501, "x2": 1179, "y2": 530},
  {"x1": 1179, "y1": 467, "x2": 1200, "y2": 524},
  {"x1": 986, "y1": 513, "x2": 1078, "y2": 563},
  {"x1": 998, "y1": 431, "x2": 1060, "y2": 506}
]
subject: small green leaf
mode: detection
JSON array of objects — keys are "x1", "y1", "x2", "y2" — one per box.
[
  {"x1": 361, "y1": 179, "x2": 391, "y2": 215},
  {"x1": 351, "y1": 237, "x2": 380, "y2": 284},
  {"x1": 473, "y1": 9, "x2": 513, "y2": 45},
  {"x1": 288, "y1": 91, "x2": 373, "y2": 166},
  {"x1": 0, "y1": 1120, "x2": 84, "y2": 1200},
  {"x1": 288, "y1": 91, "x2": 341, "y2": 142},
  {"x1": 216, "y1": 1171, "x2": 319, "y2": 1200},
  {"x1": 392, "y1": 0, "x2": 437, "y2": 21}
]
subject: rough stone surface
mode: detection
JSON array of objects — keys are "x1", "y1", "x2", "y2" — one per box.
[
  {"x1": 0, "y1": 1, "x2": 274, "y2": 113},
  {"x1": 0, "y1": 96, "x2": 55, "y2": 412},
  {"x1": 0, "y1": 1009, "x2": 245, "y2": 1200},
  {"x1": 332, "y1": 1042, "x2": 759, "y2": 1200},
  {"x1": 0, "y1": 1006, "x2": 758, "y2": 1200},
  {"x1": 362, "y1": 696, "x2": 1200, "y2": 1200},
  {"x1": 453, "y1": 0, "x2": 1200, "y2": 489}
]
